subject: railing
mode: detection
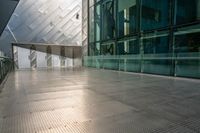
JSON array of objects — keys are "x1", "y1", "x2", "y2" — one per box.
[
  {"x1": 0, "y1": 56, "x2": 13, "y2": 85},
  {"x1": 84, "y1": 52, "x2": 200, "y2": 78}
]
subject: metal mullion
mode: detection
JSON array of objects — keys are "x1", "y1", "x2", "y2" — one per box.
[
  {"x1": 94, "y1": 3, "x2": 97, "y2": 55},
  {"x1": 99, "y1": 2, "x2": 102, "y2": 55},
  {"x1": 115, "y1": 0, "x2": 118, "y2": 55},
  {"x1": 137, "y1": 0, "x2": 143, "y2": 73},
  {"x1": 171, "y1": 0, "x2": 176, "y2": 76},
  {"x1": 87, "y1": 0, "x2": 90, "y2": 56}
]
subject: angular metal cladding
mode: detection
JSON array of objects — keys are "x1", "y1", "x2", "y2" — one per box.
[
  {"x1": 0, "y1": 0, "x2": 19, "y2": 36},
  {"x1": 0, "y1": 0, "x2": 82, "y2": 57}
]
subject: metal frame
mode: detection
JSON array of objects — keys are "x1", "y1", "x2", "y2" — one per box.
[
  {"x1": 85, "y1": 0, "x2": 200, "y2": 79},
  {"x1": 87, "y1": 0, "x2": 200, "y2": 56}
]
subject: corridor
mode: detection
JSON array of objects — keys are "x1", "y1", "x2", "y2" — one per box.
[{"x1": 0, "y1": 68, "x2": 200, "y2": 133}]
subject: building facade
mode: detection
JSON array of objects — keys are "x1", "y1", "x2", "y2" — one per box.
[
  {"x1": 84, "y1": 0, "x2": 200, "y2": 78},
  {"x1": 0, "y1": 0, "x2": 83, "y2": 69},
  {"x1": 0, "y1": 0, "x2": 82, "y2": 57}
]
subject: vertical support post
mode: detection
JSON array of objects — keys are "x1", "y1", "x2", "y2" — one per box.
[
  {"x1": 170, "y1": 0, "x2": 176, "y2": 76},
  {"x1": 72, "y1": 47, "x2": 74, "y2": 68},
  {"x1": 87, "y1": 0, "x2": 90, "y2": 56},
  {"x1": 11, "y1": 44, "x2": 14, "y2": 70},
  {"x1": 138, "y1": 0, "x2": 143, "y2": 73}
]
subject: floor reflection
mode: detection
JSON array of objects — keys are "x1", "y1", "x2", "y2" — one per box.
[{"x1": 0, "y1": 68, "x2": 200, "y2": 133}]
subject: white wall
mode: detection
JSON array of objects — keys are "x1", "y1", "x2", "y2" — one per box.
[
  {"x1": 37, "y1": 51, "x2": 47, "y2": 68},
  {"x1": 15, "y1": 45, "x2": 81, "y2": 69},
  {"x1": 17, "y1": 47, "x2": 31, "y2": 69}
]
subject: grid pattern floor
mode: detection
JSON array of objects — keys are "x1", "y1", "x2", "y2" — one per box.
[{"x1": 0, "y1": 68, "x2": 200, "y2": 133}]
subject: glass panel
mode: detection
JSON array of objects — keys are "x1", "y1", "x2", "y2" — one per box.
[
  {"x1": 89, "y1": 43, "x2": 101, "y2": 56},
  {"x1": 95, "y1": 4, "x2": 101, "y2": 41},
  {"x1": 102, "y1": 0, "x2": 116, "y2": 40},
  {"x1": 117, "y1": 0, "x2": 137, "y2": 37},
  {"x1": 85, "y1": 0, "x2": 200, "y2": 79},
  {"x1": 143, "y1": 35, "x2": 170, "y2": 54},
  {"x1": 117, "y1": 39, "x2": 141, "y2": 72},
  {"x1": 84, "y1": 56, "x2": 96, "y2": 67},
  {"x1": 175, "y1": 32, "x2": 200, "y2": 53},
  {"x1": 141, "y1": 0, "x2": 170, "y2": 31},
  {"x1": 101, "y1": 42, "x2": 116, "y2": 55},
  {"x1": 95, "y1": 42, "x2": 101, "y2": 55},
  {"x1": 100, "y1": 42, "x2": 118, "y2": 69},
  {"x1": 117, "y1": 39, "x2": 139, "y2": 55},
  {"x1": 101, "y1": 56, "x2": 119, "y2": 70},
  {"x1": 119, "y1": 55, "x2": 141, "y2": 72},
  {"x1": 142, "y1": 33, "x2": 172, "y2": 75},
  {"x1": 174, "y1": 25, "x2": 200, "y2": 78},
  {"x1": 89, "y1": 43, "x2": 95, "y2": 56},
  {"x1": 89, "y1": 7, "x2": 95, "y2": 43},
  {"x1": 176, "y1": 0, "x2": 200, "y2": 25}
]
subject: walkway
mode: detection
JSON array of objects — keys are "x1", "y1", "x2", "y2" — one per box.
[{"x1": 0, "y1": 68, "x2": 200, "y2": 133}]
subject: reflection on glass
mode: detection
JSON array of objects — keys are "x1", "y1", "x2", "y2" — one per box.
[
  {"x1": 176, "y1": 0, "x2": 200, "y2": 25},
  {"x1": 118, "y1": 0, "x2": 137, "y2": 37},
  {"x1": 102, "y1": 0, "x2": 115, "y2": 40},
  {"x1": 89, "y1": 7, "x2": 94, "y2": 43},
  {"x1": 86, "y1": 0, "x2": 200, "y2": 78},
  {"x1": 175, "y1": 32, "x2": 200, "y2": 53},
  {"x1": 141, "y1": 0, "x2": 169, "y2": 31},
  {"x1": 174, "y1": 30, "x2": 200, "y2": 78},
  {"x1": 101, "y1": 43, "x2": 115, "y2": 55},
  {"x1": 89, "y1": 43, "x2": 101, "y2": 56},
  {"x1": 95, "y1": 43, "x2": 101, "y2": 55},
  {"x1": 95, "y1": 4, "x2": 101, "y2": 41},
  {"x1": 142, "y1": 34, "x2": 172, "y2": 75},
  {"x1": 117, "y1": 39, "x2": 139, "y2": 55},
  {"x1": 143, "y1": 35, "x2": 170, "y2": 54},
  {"x1": 89, "y1": 43, "x2": 95, "y2": 56}
]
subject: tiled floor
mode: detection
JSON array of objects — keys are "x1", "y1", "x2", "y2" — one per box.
[{"x1": 0, "y1": 68, "x2": 200, "y2": 133}]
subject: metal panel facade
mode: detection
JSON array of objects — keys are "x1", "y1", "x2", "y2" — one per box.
[{"x1": 0, "y1": 0, "x2": 82, "y2": 57}]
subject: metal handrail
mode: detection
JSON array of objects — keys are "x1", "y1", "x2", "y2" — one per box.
[{"x1": 0, "y1": 56, "x2": 14, "y2": 86}]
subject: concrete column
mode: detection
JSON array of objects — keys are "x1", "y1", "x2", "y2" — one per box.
[
  {"x1": 13, "y1": 46, "x2": 19, "y2": 69},
  {"x1": 30, "y1": 47, "x2": 37, "y2": 69}
]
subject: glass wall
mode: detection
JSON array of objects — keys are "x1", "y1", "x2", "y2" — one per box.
[
  {"x1": 102, "y1": 0, "x2": 116, "y2": 40},
  {"x1": 89, "y1": 6, "x2": 94, "y2": 43},
  {"x1": 101, "y1": 42, "x2": 115, "y2": 55},
  {"x1": 95, "y1": 4, "x2": 101, "y2": 41},
  {"x1": 118, "y1": 0, "x2": 137, "y2": 37},
  {"x1": 141, "y1": 0, "x2": 170, "y2": 31},
  {"x1": 117, "y1": 39, "x2": 139, "y2": 55},
  {"x1": 86, "y1": 0, "x2": 200, "y2": 78},
  {"x1": 118, "y1": 38, "x2": 141, "y2": 72},
  {"x1": 142, "y1": 32, "x2": 172, "y2": 75},
  {"x1": 175, "y1": 0, "x2": 200, "y2": 25},
  {"x1": 174, "y1": 25, "x2": 200, "y2": 78}
]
